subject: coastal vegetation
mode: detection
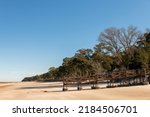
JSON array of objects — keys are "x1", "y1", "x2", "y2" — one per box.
[{"x1": 22, "y1": 26, "x2": 150, "y2": 82}]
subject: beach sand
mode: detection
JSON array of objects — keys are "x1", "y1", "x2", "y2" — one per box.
[{"x1": 0, "y1": 82, "x2": 150, "y2": 100}]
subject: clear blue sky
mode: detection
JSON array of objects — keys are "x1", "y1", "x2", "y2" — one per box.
[{"x1": 0, "y1": 0, "x2": 150, "y2": 81}]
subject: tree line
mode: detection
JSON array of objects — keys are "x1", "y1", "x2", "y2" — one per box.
[{"x1": 22, "y1": 26, "x2": 150, "y2": 82}]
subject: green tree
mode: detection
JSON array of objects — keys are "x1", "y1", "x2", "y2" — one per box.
[{"x1": 136, "y1": 32, "x2": 150, "y2": 69}]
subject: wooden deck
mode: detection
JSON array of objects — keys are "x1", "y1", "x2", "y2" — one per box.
[{"x1": 62, "y1": 69, "x2": 150, "y2": 91}]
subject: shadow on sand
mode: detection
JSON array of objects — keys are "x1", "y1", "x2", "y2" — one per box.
[
  {"x1": 49, "y1": 87, "x2": 107, "y2": 93},
  {"x1": 18, "y1": 84, "x2": 63, "y2": 90}
]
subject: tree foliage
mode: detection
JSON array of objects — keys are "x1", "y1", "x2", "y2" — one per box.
[{"x1": 22, "y1": 26, "x2": 150, "y2": 82}]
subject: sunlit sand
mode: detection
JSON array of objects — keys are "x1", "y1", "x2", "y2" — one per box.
[{"x1": 0, "y1": 82, "x2": 150, "y2": 100}]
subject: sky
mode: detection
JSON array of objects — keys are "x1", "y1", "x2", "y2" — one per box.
[{"x1": 0, "y1": 0, "x2": 150, "y2": 82}]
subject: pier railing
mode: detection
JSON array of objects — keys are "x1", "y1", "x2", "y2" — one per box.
[{"x1": 62, "y1": 69, "x2": 150, "y2": 91}]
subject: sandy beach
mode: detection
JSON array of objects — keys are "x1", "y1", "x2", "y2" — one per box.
[{"x1": 0, "y1": 81, "x2": 150, "y2": 100}]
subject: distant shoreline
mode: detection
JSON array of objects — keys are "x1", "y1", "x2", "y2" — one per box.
[{"x1": 0, "y1": 81, "x2": 20, "y2": 83}]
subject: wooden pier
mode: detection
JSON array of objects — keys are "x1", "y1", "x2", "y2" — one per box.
[{"x1": 62, "y1": 69, "x2": 150, "y2": 91}]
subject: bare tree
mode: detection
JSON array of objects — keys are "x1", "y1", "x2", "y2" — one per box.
[
  {"x1": 119, "y1": 26, "x2": 140, "y2": 51},
  {"x1": 98, "y1": 26, "x2": 141, "y2": 68}
]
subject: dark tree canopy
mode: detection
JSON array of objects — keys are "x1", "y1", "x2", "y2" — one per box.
[{"x1": 22, "y1": 26, "x2": 150, "y2": 82}]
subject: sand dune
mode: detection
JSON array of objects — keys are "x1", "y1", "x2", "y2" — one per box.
[{"x1": 0, "y1": 82, "x2": 150, "y2": 100}]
